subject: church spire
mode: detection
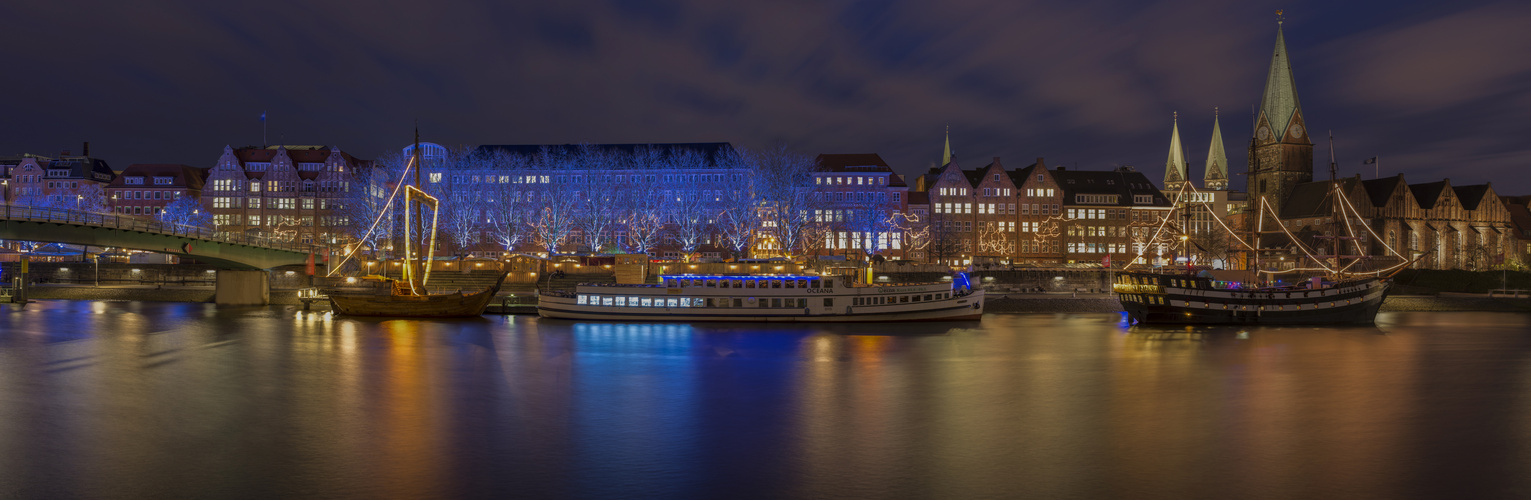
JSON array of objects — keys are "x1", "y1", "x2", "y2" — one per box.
[
  {"x1": 1164, "y1": 112, "x2": 1188, "y2": 190},
  {"x1": 1259, "y1": 15, "x2": 1304, "y2": 142},
  {"x1": 941, "y1": 125, "x2": 952, "y2": 166},
  {"x1": 1204, "y1": 107, "x2": 1228, "y2": 190}
]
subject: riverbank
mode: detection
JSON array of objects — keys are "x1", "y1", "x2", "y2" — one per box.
[
  {"x1": 9, "y1": 286, "x2": 1531, "y2": 313},
  {"x1": 980, "y1": 293, "x2": 1531, "y2": 314}
]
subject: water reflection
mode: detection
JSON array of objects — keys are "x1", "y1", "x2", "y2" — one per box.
[{"x1": 0, "y1": 301, "x2": 1528, "y2": 498}]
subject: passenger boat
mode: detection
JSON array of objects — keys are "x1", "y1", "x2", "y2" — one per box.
[
  {"x1": 537, "y1": 274, "x2": 984, "y2": 322},
  {"x1": 1115, "y1": 134, "x2": 1403, "y2": 325}
]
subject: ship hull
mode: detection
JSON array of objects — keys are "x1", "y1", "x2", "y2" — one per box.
[
  {"x1": 1117, "y1": 272, "x2": 1389, "y2": 325},
  {"x1": 537, "y1": 274, "x2": 983, "y2": 323},
  {"x1": 327, "y1": 273, "x2": 507, "y2": 318}
]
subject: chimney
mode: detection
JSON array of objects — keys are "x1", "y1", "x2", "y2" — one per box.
[
  {"x1": 83, "y1": 142, "x2": 90, "y2": 157},
  {"x1": 1036, "y1": 157, "x2": 1046, "y2": 169}
]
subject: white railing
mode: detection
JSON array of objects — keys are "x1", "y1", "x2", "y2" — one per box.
[{"x1": 0, "y1": 205, "x2": 315, "y2": 253}]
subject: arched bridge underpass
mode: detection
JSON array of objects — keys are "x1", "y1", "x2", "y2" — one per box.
[{"x1": 1, "y1": 206, "x2": 315, "y2": 270}]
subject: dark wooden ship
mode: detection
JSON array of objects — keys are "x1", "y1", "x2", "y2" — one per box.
[
  {"x1": 323, "y1": 129, "x2": 505, "y2": 318},
  {"x1": 327, "y1": 273, "x2": 508, "y2": 318},
  {"x1": 1116, "y1": 134, "x2": 1407, "y2": 325}
]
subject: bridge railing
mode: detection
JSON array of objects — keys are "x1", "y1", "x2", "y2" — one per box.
[{"x1": 0, "y1": 205, "x2": 317, "y2": 253}]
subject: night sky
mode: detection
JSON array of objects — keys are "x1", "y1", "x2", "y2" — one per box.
[{"x1": 4, "y1": 0, "x2": 1529, "y2": 193}]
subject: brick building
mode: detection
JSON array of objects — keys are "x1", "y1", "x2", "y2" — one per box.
[
  {"x1": 105, "y1": 164, "x2": 208, "y2": 216},
  {"x1": 1, "y1": 151, "x2": 114, "y2": 210},
  {"x1": 811, "y1": 153, "x2": 908, "y2": 259},
  {"x1": 202, "y1": 145, "x2": 373, "y2": 245}
]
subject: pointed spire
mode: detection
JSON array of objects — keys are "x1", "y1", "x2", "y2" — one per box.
[
  {"x1": 1204, "y1": 107, "x2": 1228, "y2": 189},
  {"x1": 1164, "y1": 112, "x2": 1188, "y2": 189},
  {"x1": 1260, "y1": 15, "x2": 1304, "y2": 141},
  {"x1": 941, "y1": 125, "x2": 952, "y2": 167}
]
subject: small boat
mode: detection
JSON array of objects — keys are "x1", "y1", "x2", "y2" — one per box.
[
  {"x1": 327, "y1": 273, "x2": 508, "y2": 318},
  {"x1": 538, "y1": 273, "x2": 984, "y2": 322}
]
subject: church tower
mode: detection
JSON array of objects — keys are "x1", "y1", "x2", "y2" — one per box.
[
  {"x1": 1248, "y1": 16, "x2": 1313, "y2": 217},
  {"x1": 1204, "y1": 108, "x2": 1229, "y2": 190},
  {"x1": 1163, "y1": 112, "x2": 1189, "y2": 192}
]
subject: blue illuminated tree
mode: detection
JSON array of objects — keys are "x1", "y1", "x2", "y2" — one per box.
[{"x1": 158, "y1": 195, "x2": 213, "y2": 228}]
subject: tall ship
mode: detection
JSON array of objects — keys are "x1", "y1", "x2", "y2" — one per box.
[
  {"x1": 538, "y1": 274, "x2": 984, "y2": 322},
  {"x1": 1116, "y1": 135, "x2": 1411, "y2": 325},
  {"x1": 324, "y1": 130, "x2": 507, "y2": 317}
]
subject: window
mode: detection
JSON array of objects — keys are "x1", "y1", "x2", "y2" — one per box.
[
  {"x1": 250, "y1": 182, "x2": 261, "y2": 193},
  {"x1": 249, "y1": 215, "x2": 262, "y2": 226},
  {"x1": 125, "y1": 176, "x2": 144, "y2": 185},
  {"x1": 154, "y1": 177, "x2": 173, "y2": 185},
  {"x1": 272, "y1": 198, "x2": 295, "y2": 210},
  {"x1": 301, "y1": 198, "x2": 314, "y2": 210},
  {"x1": 248, "y1": 198, "x2": 261, "y2": 209}
]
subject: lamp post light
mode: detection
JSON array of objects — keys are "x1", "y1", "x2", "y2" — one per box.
[{"x1": 76, "y1": 194, "x2": 83, "y2": 210}]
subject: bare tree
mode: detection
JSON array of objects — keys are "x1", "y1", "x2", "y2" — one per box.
[{"x1": 748, "y1": 144, "x2": 820, "y2": 258}]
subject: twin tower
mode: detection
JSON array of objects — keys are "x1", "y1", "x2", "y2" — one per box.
[{"x1": 1164, "y1": 19, "x2": 1314, "y2": 217}]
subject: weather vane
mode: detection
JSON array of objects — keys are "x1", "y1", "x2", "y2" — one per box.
[{"x1": 1277, "y1": 10, "x2": 1284, "y2": 24}]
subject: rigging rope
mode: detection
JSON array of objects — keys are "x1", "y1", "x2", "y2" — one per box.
[{"x1": 326, "y1": 156, "x2": 415, "y2": 277}]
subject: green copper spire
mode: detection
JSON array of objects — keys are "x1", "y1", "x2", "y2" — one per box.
[
  {"x1": 1164, "y1": 112, "x2": 1188, "y2": 189},
  {"x1": 1260, "y1": 18, "x2": 1303, "y2": 141},
  {"x1": 1204, "y1": 107, "x2": 1228, "y2": 189},
  {"x1": 941, "y1": 125, "x2": 952, "y2": 166}
]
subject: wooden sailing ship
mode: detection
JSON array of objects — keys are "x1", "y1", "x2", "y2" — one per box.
[
  {"x1": 325, "y1": 130, "x2": 507, "y2": 318},
  {"x1": 1116, "y1": 134, "x2": 1410, "y2": 325}
]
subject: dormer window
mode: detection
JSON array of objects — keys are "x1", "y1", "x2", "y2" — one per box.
[
  {"x1": 153, "y1": 176, "x2": 174, "y2": 185},
  {"x1": 125, "y1": 176, "x2": 145, "y2": 185}
]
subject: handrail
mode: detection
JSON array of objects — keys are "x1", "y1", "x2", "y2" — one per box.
[{"x1": 0, "y1": 205, "x2": 318, "y2": 254}]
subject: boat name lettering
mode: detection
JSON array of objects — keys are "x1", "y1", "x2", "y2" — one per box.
[{"x1": 807, "y1": 288, "x2": 835, "y2": 294}]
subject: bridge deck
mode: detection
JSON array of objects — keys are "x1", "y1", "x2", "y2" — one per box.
[{"x1": 1, "y1": 206, "x2": 316, "y2": 269}]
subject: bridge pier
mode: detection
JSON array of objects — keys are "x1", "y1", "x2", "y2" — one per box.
[{"x1": 215, "y1": 270, "x2": 269, "y2": 305}]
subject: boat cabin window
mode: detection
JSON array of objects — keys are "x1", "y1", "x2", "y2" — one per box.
[
  {"x1": 772, "y1": 280, "x2": 782, "y2": 288},
  {"x1": 924, "y1": 294, "x2": 933, "y2": 301},
  {"x1": 602, "y1": 297, "x2": 613, "y2": 306},
  {"x1": 786, "y1": 280, "x2": 797, "y2": 289},
  {"x1": 578, "y1": 295, "x2": 588, "y2": 304},
  {"x1": 746, "y1": 280, "x2": 756, "y2": 289},
  {"x1": 615, "y1": 297, "x2": 626, "y2": 306},
  {"x1": 823, "y1": 298, "x2": 833, "y2": 307}
]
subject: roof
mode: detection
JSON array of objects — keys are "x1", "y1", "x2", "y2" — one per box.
[
  {"x1": 1260, "y1": 23, "x2": 1304, "y2": 139},
  {"x1": 815, "y1": 153, "x2": 906, "y2": 186},
  {"x1": 906, "y1": 191, "x2": 930, "y2": 205},
  {"x1": 43, "y1": 157, "x2": 115, "y2": 181},
  {"x1": 1164, "y1": 116, "x2": 1187, "y2": 185},
  {"x1": 472, "y1": 142, "x2": 739, "y2": 168},
  {"x1": 1409, "y1": 181, "x2": 1448, "y2": 209},
  {"x1": 1452, "y1": 184, "x2": 1491, "y2": 210},
  {"x1": 1204, "y1": 112, "x2": 1228, "y2": 184},
  {"x1": 1279, "y1": 178, "x2": 1360, "y2": 219},
  {"x1": 107, "y1": 164, "x2": 209, "y2": 190},
  {"x1": 1005, "y1": 159, "x2": 1047, "y2": 187},
  {"x1": 1360, "y1": 175, "x2": 1406, "y2": 208},
  {"x1": 1053, "y1": 166, "x2": 1171, "y2": 207},
  {"x1": 233, "y1": 146, "x2": 365, "y2": 166},
  {"x1": 1503, "y1": 197, "x2": 1531, "y2": 238}
]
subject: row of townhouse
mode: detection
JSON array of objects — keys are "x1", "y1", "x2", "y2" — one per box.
[{"x1": 913, "y1": 157, "x2": 1174, "y2": 267}]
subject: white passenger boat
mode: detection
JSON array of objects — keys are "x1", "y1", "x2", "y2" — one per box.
[{"x1": 537, "y1": 274, "x2": 985, "y2": 322}]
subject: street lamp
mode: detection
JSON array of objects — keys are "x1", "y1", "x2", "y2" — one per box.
[{"x1": 76, "y1": 194, "x2": 83, "y2": 210}]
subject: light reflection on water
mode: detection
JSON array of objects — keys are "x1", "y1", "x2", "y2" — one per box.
[{"x1": 0, "y1": 301, "x2": 1529, "y2": 498}]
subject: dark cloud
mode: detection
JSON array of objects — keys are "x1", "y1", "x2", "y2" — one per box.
[{"x1": 2, "y1": 0, "x2": 1527, "y2": 194}]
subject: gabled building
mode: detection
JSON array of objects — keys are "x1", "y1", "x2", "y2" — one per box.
[
  {"x1": 1009, "y1": 158, "x2": 1065, "y2": 264},
  {"x1": 3, "y1": 149, "x2": 115, "y2": 210},
  {"x1": 202, "y1": 145, "x2": 373, "y2": 245}
]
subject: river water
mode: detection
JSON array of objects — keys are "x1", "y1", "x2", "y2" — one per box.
[{"x1": 1, "y1": 300, "x2": 1529, "y2": 499}]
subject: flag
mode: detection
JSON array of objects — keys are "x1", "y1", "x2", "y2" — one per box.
[
  {"x1": 1363, "y1": 157, "x2": 1377, "y2": 164},
  {"x1": 306, "y1": 252, "x2": 315, "y2": 276},
  {"x1": 260, "y1": 111, "x2": 267, "y2": 122},
  {"x1": 1101, "y1": 254, "x2": 1111, "y2": 267}
]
